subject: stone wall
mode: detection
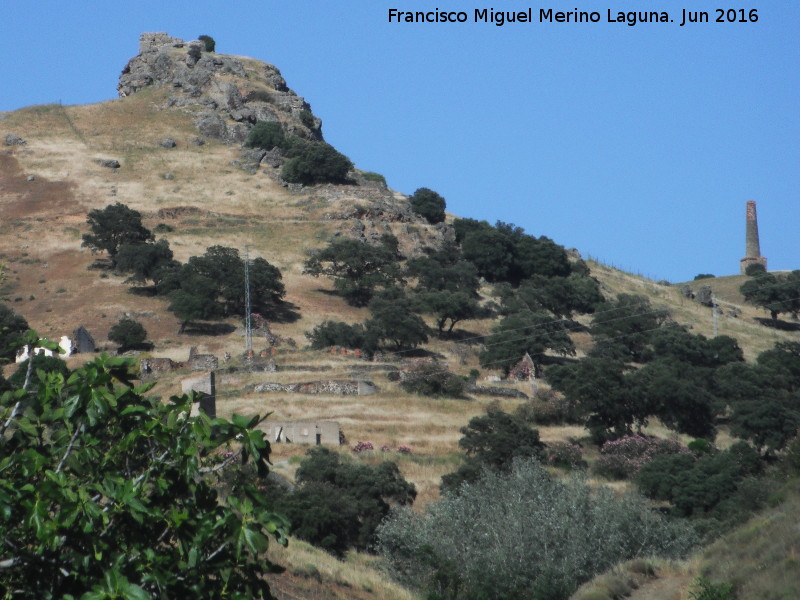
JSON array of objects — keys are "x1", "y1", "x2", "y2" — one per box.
[
  {"x1": 140, "y1": 358, "x2": 178, "y2": 380},
  {"x1": 139, "y1": 32, "x2": 185, "y2": 53},
  {"x1": 253, "y1": 380, "x2": 377, "y2": 396}
]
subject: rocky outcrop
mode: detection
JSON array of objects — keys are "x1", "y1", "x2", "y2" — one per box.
[
  {"x1": 118, "y1": 33, "x2": 322, "y2": 144},
  {"x1": 4, "y1": 134, "x2": 26, "y2": 146}
]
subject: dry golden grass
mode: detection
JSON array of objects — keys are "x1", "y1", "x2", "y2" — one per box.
[{"x1": 267, "y1": 539, "x2": 420, "y2": 600}]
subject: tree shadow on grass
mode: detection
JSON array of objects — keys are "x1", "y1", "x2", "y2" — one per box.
[
  {"x1": 439, "y1": 329, "x2": 485, "y2": 345},
  {"x1": 755, "y1": 318, "x2": 800, "y2": 332},
  {"x1": 127, "y1": 286, "x2": 158, "y2": 297},
  {"x1": 183, "y1": 323, "x2": 237, "y2": 336},
  {"x1": 269, "y1": 300, "x2": 301, "y2": 324}
]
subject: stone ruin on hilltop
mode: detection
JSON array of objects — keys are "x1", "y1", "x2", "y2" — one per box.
[{"x1": 118, "y1": 32, "x2": 322, "y2": 145}]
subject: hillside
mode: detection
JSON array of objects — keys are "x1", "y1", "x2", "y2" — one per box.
[{"x1": 2, "y1": 33, "x2": 799, "y2": 600}]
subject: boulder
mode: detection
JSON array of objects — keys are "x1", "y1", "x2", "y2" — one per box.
[
  {"x1": 95, "y1": 159, "x2": 121, "y2": 169},
  {"x1": 4, "y1": 134, "x2": 26, "y2": 146}
]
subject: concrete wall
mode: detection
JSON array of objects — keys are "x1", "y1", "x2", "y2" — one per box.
[
  {"x1": 181, "y1": 371, "x2": 216, "y2": 418},
  {"x1": 260, "y1": 421, "x2": 341, "y2": 446}
]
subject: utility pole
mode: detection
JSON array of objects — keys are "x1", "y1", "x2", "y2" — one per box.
[
  {"x1": 711, "y1": 293, "x2": 718, "y2": 338},
  {"x1": 244, "y1": 245, "x2": 253, "y2": 355}
]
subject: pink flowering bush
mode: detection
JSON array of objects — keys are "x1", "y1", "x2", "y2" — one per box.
[
  {"x1": 397, "y1": 445, "x2": 413, "y2": 455},
  {"x1": 352, "y1": 440, "x2": 375, "y2": 454},
  {"x1": 381, "y1": 444, "x2": 392, "y2": 452},
  {"x1": 594, "y1": 435, "x2": 690, "y2": 480},
  {"x1": 545, "y1": 442, "x2": 585, "y2": 470}
]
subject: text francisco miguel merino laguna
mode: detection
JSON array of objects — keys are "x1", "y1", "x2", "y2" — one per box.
[{"x1": 388, "y1": 8, "x2": 726, "y2": 27}]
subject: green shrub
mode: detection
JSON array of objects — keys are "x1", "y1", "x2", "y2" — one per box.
[
  {"x1": 198, "y1": 34, "x2": 215, "y2": 52},
  {"x1": 694, "y1": 273, "x2": 716, "y2": 280},
  {"x1": 108, "y1": 317, "x2": 148, "y2": 351},
  {"x1": 515, "y1": 390, "x2": 581, "y2": 426},
  {"x1": 153, "y1": 223, "x2": 174, "y2": 233},
  {"x1": 689, "y1": 577, "x2": 735, "y2": 600},
  {"x1": 305, "y1": 320, "x2": 374, "y2": 353},
  {"x1": 245, "y1": 90, "x2": 273, "y2": 103},
  {"x1": 281, "y1": 139, "x2": 352, "y2": 185},
  {"x1": 187, "y1": 44, "x2": 202, "y2": 62},
  {"x1": 298, "y1": 109, "x2": 315, "y2": 128},
  {"x1": 361, "y1": 171, "x2": 387, "y2": 186},
  {"x1": 244, "y1": 121, "x2": 286, "y2": 151},
  {"x1": 400, "y1": 362, "x2": 466, "y2": 398},
  {"x1": 545, "y1": 441, "x2": 585, "y2": 470},
  {"x1": 744, "y1": 262, "x2": 766, "y2": 276},
  {"x1": 636, "y1": 442, "x2": 763, "y2": 518},
  {"x1": 275, "y1": 447, "x2": 415, "y2": 556},
  {"x1": 441, "y1": 406, "x2": 546, "y2": 494},
  {"x1": 409, "y1": 187, "x2": 446, "y2": 224}
]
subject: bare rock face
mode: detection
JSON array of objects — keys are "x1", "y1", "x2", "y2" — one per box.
[{"x1": 118, "y1": 32, "x2": 322, "y2": 143}]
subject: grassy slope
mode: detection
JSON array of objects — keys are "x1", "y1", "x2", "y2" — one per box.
[{"x1": 2, "y1": 89, "x2": 798, "y2": 600}]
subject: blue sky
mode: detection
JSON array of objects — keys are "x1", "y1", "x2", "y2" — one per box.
[{"x1": 1, "y1": 1, "x2": 797, "y2": 282}]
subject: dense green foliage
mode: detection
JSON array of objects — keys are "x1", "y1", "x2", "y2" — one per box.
[
  {"x1": 281, "y1": 138, "x2": 352, "y2": 185},
  {"x1": 499, "y1": 273, "x2": 603, "y2": 319},
  {"x1": 303, "y1": 235, "x2": 402, "y2": 306},
  {"x1": 479, "y1": 309, "x2": 575, "y2": 375},
  {"x1": 198, "y1": 34, "x2": 215, "y2": 52},
  {"x1": 82, "y1": 203, "x2": 154, "y2": 265},
  {"x1": 408, "y1": 187, "x2": 446, "y2": 224},
  {"x1": 0, "y1": 303, "x2": 29, "y2": 361},
  {"x1": 740, "y1": 270, "x2": 800, "y2": 321},
  {"x1": 0, "y1": 349, "x2": 288, "y2": 599},
  {"x1": 108, "y1": 317, "x2": 148, "y2": 351},
  {"x1": 379, "y1": 459, "x2": 697, "y2": 600},
  {"x1": 273, "y1": 447, "x2": 415, "y2": 556},
  {"x1": 636, "y1": 442, "x2": 763, "y2": 521},
  {"x1": 453, "y1": 219, "x2": 571, "y2": 285},
  {"x1": 589, "y1": 294, "x2": 671, "y2": 362},
  {"x1": 159, "y1": 246, "x2": 285, "y2": 331},
  {"x1": 364, "y1": 288, "x2": 428, "y2": 349},
  {"x1": 548, "y1": 326, "x2": 745, "y2": 442},
  {"x1": 305, "y1": 320, "x2": 374, "y2": 352},
  {"x1": 715, "y1": 342, "x2": 800, "y2": 455},
  {"x1": 115, "y1": 239, "x2": 177, "y2": 286},
  {"x1": 406, "y1": 243, "x2": 487, "y2": 333},
  {"x1": 441, "y1": 406, "x2": 545, "y2": 494},
  {"x1": 244, "y1": 121, "x2": 286, "y2": 151}
]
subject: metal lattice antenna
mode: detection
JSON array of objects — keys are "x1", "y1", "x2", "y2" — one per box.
[{"x1": 244, "y1": 245, "x2": 252, "y2": 354}]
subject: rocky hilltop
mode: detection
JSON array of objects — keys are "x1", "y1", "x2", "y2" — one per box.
[
  {"x1": 114, "y1": 32, "x2": 452, "y2": 257},
  {"x1": 118, "y1": 32, "x2": 322, "y2": 145}
]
